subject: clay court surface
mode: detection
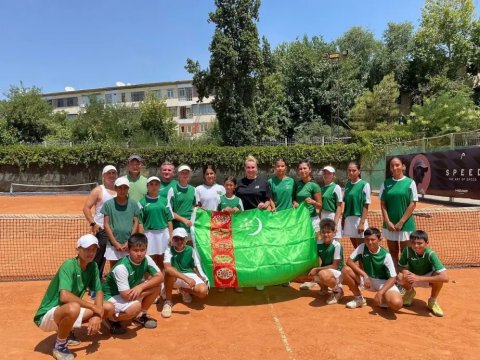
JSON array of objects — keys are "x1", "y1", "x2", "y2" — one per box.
[
  {"x1": 1, "y1": 270, "x2": 479, "y2": 360},
  {"x1": 1, "y1": 194, "x2": 479, "y2": 359}
]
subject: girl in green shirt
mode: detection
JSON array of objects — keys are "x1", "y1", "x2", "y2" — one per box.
[
  {"x1": 268, "y1": 158, "x2": 295, "y2": 212},
  {"x1": 320, "y1": 166, "x2": 343, "y2": 240}
]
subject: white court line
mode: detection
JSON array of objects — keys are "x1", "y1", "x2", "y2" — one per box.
[{"x1": 266, "y1": 292, "x2": 296, "y2": 360}]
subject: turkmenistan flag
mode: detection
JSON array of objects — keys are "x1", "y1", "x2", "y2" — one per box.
[{"x1": 192, "y1": 203, "x2": 317, "y2": 288}]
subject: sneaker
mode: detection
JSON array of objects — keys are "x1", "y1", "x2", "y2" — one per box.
[
  {"x1": 234, "y1": 287, "x2": 243, "y2": 293},
  {"x1": 318, "y1": 288, "x2": 329, "y2": 296},
  {"x1": 255, "y1": 285, "x2": 265, "y2": 291},
  {"x1": 427, "y1": 298, "x2": 444, "y2": 317},
  {"x1": 105, "y1": 320, "x2": 127, "y2": 335},
  {"x1": 53, "y1": 346, "x2": 74, "y2": 360},
  {"x1": 326, "y1": 288, "x2": 344, "y2": 305},
  {"x1": 402, "y1": 288, "x2": 416, "y2": 307},
  {"x1": 281, "y1": 282, "x2": 290, "y2": 287},
  {"x1": 379, "y1": 303, "x2": 388, "y2": 309},
  {"x1": 180, "y1": 289, "x2": 193, "y2": 303},
  {"x1": 299, "y1": 282, "x2": 314, "y2": 290},
  {"x1": 133, "y1": 313, "x2": 157, "y2": 329},
  {"x1": 346, "y1": 296, "x2": 367, "y2": 309},
  {"x1": 397, "y1": 284, "x2": 406, "y2": 296},
  {"x1": 161, "y1": 301, "x2": 173, "y2": 318},
  {"x1": 66, "y1": 331, "x2": 81, "y2": 346}
]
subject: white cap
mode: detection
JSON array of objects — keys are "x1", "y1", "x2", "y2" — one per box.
[
  {"x1": 114, "y1": 177, "x2": 130, "y2": 188},
  {"x1": 77, "y1": 234, "x2": 99, "y2": 248},
  {"x1": 178, "y1": 165, "x2": 192, "y2": 173},
  {"x1": 147, "y1": 176, "x2": 161, "y2": 183},
  {"x1": 102, "y1": 165, "x2": 117, "y2": 175},
  {"x1": 172, "y1": 228, "x2": 188, "y2": 238},
  {"x1": 322, "y1": 166, "x2": 336, "y2": 173}
]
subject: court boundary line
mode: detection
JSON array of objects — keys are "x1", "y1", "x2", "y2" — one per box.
[{"x1": 266, "y1": 291, "x2": 296, "y2": 360}]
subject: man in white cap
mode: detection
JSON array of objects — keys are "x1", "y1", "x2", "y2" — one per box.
[
  {"x1": 33, "y1": 235, "x2": 114, "y2": 360},
  {"x1": 124, "y1": 154, "x2": 147, "y2": 202},
  {"x1": 101, "y1": 177, "x2": 140, "y2": 268},
  {"x1": 83, "y1": 165, "x2": 118, "y2": 280}
]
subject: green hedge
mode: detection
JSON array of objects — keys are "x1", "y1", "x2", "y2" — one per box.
[{"x1": 0, "y1": 144, "x2": 361, "y2": 170}]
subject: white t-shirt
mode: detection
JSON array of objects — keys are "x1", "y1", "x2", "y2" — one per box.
[{"x1": 195, "y1": 183, "x2": 226, "y2": 211}]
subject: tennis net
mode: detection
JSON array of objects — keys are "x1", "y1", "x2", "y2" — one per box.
[{"x1": 0, "y1": 207, "x2": 479, "y2": 281}]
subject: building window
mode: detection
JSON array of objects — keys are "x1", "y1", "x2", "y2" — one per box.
[
  {"x1": 168, "y1": 107, "x2": 177, "y2": 117},
  {"x1": 187, "y1": 125, "x2": 192, "y2": 133},
  {"x1": 193, "y1": 103, "x2": 215, "y2": 115},
  {"x1": 178, "y1": 87, "x2": 192, "y2": 101},
  {"x1": 105, "y1": 94, "x2": 113, "y2": 104},
  {"x1": 180, "y1": 126, "x2": 185, "y2": 133},
  {"x1": 46, "y1": 99, "x2": 53, "y2": 105},
  {"x1": 121, "y1": 93, "x2": 126, "y2": 103},
  {"x1": 179, "y1": 106, "x2": 187, "y2": 119},
  {"x1": 153, "y1": 90, "x2": 162, "y2": 98},
  {"x1": 167, "y1": 88, "x2": 174, "y2": 98},
  {"x1": 131, "y1": 91, "x2": 145, "y2": 102},
  {"x1": 57, "y1": 99, "x2": 64, "y2": 108},
  {"x1": 200, "y1": 123, "x2": 208, "y2": 132}
]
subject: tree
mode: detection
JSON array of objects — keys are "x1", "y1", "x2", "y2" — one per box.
[
  {"x1": 138, "y1": 93, "x2": 176, "y2": 143},
  {"x1": 350, "y1": 73, "x2": 400, "y2": 130},
  {"x1": 186, "y1": 0, "x2": 263, "y2": 146},
  {"x1": 0, "y1": 84, "x2": 54, "y2": 143}
]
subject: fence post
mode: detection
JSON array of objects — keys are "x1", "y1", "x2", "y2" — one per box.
[
  {"x1": 449, "y1": 133, "x2": 455, "y2": 203},
  {"x1": 284, "y1": 137, "x2": 287, "y2": 146},
  {"x1": 321, "y1": 136, "x2": 324, "y2": 146}
]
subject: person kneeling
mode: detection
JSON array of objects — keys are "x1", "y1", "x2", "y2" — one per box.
[
  {"x1": 161, "y1": 228, "x2": 209, "y2": 318},
  {"x1": 397, "y1": 230, "x2": 448, "y2": 317},
  {"x1": 102, "y1": 233, "x2": 163, "y2": 334},
  {"x1": 341, "y1": 228, "x2": 403, "y2": 311},
  {"x1": 33, "y1": 235, "x2": 114, "y2": 360}
]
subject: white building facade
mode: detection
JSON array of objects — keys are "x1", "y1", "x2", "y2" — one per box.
[{"x1": 42, "y1": 80, "x2": 216, "y2": 138}]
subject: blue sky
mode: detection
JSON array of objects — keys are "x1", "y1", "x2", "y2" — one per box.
[{"x1": 0, "y1": 0, "x2": 440, "y2": 96}]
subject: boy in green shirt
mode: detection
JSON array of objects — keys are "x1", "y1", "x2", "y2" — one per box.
[
  {"x1": 342, "y1": 228, "x2": 403, "y2": 311},
  {"x1": 33, "y1": 235, "x2": 113, "y2": 360},
  {"x1": 397, "y1": 230, "x2": 448, "y2": 317},
  {"x1": 161, "y1": 228, "x2": 209, "y2": 318}
]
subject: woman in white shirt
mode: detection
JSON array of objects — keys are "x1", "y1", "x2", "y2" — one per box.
[{"x1": 195, "y1": 164, "x2": 226, "y2": 211}]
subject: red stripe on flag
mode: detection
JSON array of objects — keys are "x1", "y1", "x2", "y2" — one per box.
[{"x1": 210, "y1": 211, "x2": 238, "y2": 288}]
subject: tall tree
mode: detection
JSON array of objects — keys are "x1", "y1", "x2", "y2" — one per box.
[
  {"x1": 138, "y1": 93, "x2": 176, "y2": 143},
  {"x1": 186, "y1": 0, "x2": 263, "y2": 146}
]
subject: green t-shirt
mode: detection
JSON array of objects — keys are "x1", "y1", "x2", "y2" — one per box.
[
  {"x1": 138, "y1": 195, "x2": 173, "y2": 230},
  {"x1": 101, "y1": 198, "x2": 140, "y2": 245},
  {"x1": 160, "y1": 179, "x2": 178, "y2": 203},
  {"x1": 380, "y1": 176, "x2": 418, "y2": 232},
  {"x1": 125, "y1": 174, "x2": 147, "y2": 203},
  {"x1": 317, "y1": 240, "x2": 344, "y2": 270},
  {"x1": 102, "y1": 255, "x2": 159, "y2": 299},
  {"x1": 350, "y1": 243, "x2": 397, "y2": 280},
  {"x1": 343, "y1": 179, "x2": 371, "y2": 217},
  {"x1": 294, "y1": 180, "x2": 322, "y2": 217},
  {"x1": 34, "y1": 258, "x2": 101, "y2": 326},
  {"x1": 217, "y1": 195, "x2": 244, "y2": 211},
  {"x1": 321, "y1": 182, "x2": 343, "y2": 213},
  {"x1": 165, "y1": 245, "x2": 196, "y2": 273},
  {"x1": 398, "y1": 247, "x2": 445, "y2": 275},
  {"x1": 167, "y1": 183, "x2": 196, "y2": 232},
  {"x1": 268, "y1": 176, "x2": 295, "y2": 211}
]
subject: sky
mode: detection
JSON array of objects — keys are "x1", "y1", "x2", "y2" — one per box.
[{"x1": 0, "y1": 0, "x2": 464, "y2": 97}]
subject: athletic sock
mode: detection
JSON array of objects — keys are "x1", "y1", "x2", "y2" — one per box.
[{"x1": 55, "y1": 338, "x2": 67, "y2": 350}]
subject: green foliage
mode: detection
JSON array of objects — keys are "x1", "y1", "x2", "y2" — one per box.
[
  {"x1": 0, "y1": 143, "x2": 361, "y2": 171},
  {"x1": 0, "y1": 118, "x2": 18, "y2": 145},
  {"x1": 407, "y1": 86, "x2": 480, "y2": 137},
  {"x1": 350, "y1": 73, "x2": 400, "y2": 130},
  {"x1": 186, "y1": 0, "x2": 263, "y2": 146},
  {"x1": 351, "y1": 130, "x2": 416, "y2": 146},
  {"x1": 138, "y1": 93, "x2": 176, "y2": 143}
]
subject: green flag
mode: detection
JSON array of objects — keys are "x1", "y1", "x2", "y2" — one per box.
[{"x1": 192, "y1": 203, "x2": 317, "y2": 288}]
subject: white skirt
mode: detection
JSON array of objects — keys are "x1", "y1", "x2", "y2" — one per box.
[
  {"x1": 320, "y1": 210, "x2": 342, "y2": 240},
  {"x1": 145, "y1": 228, "x2": 170, "y2": 255},
  {"x1": 343, "y1": 216, "x2": 369, "y2": 238},
  {"x1": 105, "y1": 246, "x2": 128, "y2": 261},
  {"x1": 383, "y1": 229, "x2": 411, "y2": 242}
]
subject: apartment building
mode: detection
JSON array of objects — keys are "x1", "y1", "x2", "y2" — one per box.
[{"x1": 42, "y1": 80, "x2": 216, "y2": 137}]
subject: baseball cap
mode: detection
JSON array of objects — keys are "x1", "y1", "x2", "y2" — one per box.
[
  {"x1": 77, "y1": 234, "x2": 99, "y2": 248},
  {"x1": 128, "y1": 154, "x2": 143, "y2": 162},
  {"x1": 114, "y1": 177, "x2": 130, "y2": 188},
  {"x1": 172, "y1": 228, "x2": 188, "y2": 238},
  {"x1": 102, "y1": 165, "x2": 117, "y2": 175},
  {"x1": 147, "y1": 176, "x2": 161, "y2": 183},
  {"x1": 322, "y1": 166, "x2": 336, "y2": 173},
  {"x1": 178, "y1": 165, "x2": 192, "y2": 173}
]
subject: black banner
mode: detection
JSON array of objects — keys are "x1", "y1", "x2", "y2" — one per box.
[{"x1": 386, "y1": 148, "x2": 480, "y2": 200}]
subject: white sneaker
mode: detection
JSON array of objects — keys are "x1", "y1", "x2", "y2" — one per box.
[
  {"x1": 161, "y1": 301, "x2": 172, "y2": 318},
  {"x1": 180, "y1": 289, "x2": 193, "y2": 303},
  {"x1": 299, "y1": 282, "x2": 314, "y2": 290},
  {"x1": 326, "y1": 288, "x2": 344, "y2": 305},
  {"x1": 346, "y1": 296, "x2": 366, "y2": 309},
  {"x1": 255, "y1": 285, "x2": 265, "y2": 291}
]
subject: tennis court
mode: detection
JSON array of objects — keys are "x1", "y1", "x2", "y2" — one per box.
[{"x1": 1, "y1": 194, "x2": 479, "y2": 359}]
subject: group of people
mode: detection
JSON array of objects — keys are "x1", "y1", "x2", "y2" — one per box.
[{"x1": 34, "y1": 154, "x2": 449, "y2": 360}]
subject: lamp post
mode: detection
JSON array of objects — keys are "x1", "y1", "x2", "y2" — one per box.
[{"x1": 327, "y1": 50, "x2": 348, "y2": 143}]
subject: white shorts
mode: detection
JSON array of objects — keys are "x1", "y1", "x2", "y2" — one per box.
[
  {"x1": 361, "y1": 278, "x2": 400, "y2": 293},
  {"x1": 105, "y1": 246, "x2": 128, "y2": 261},
  {"x1": 311, "y1": 216, "x2": 320, "y2": 233},
  {"x1": 410, "y1": 271, "x2": 435, "y2": 288},
  {"x1": 38, "y1": 306, "x2": 86, "y2": 332},
  {"x1": 314, "y1": 268, "x2": 342, "y2": 286},
  {"x1": 383, "y1": 229, "x2": 412, "y2": 242},
  {"x1": 173, "y1": 273, "x2": 205, "y2": 289},
  {"x1": 343, "y1": 216, "x2": 368, "y2": 238},
  {"x1": 108, "y1": 295, "x2": 140, "y2": 316},
  {"x1": 145, "y1": 229, "x2": 170, "y2": 255},
  {"x1": 320, "y1": 210, "x2": 342, "y2": 239}
]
